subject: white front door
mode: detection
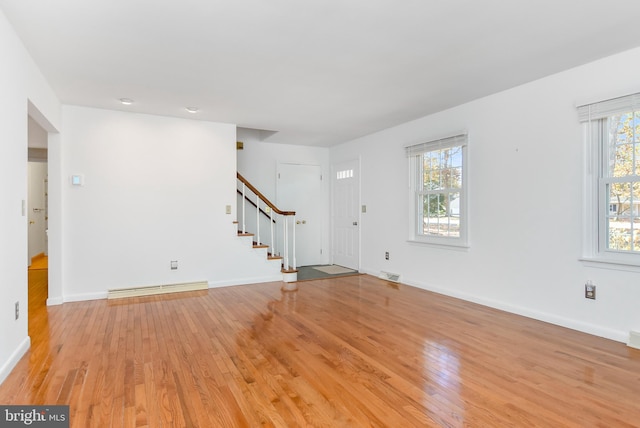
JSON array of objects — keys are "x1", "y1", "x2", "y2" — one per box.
[
  {"x1": 277, "y1": 163, "x2": 323, "y2": 267},
  {"x1": 332, "y1": 159, "x2": 359, "y2": 270}
]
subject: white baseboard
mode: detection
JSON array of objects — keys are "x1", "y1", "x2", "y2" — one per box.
[
  {"x1": 208, "y1": 275, "x2": 282, "y2": 288},
  {"x1": 0, "y1": 336, "x2": 30, "y2": 386},
  {"x1": 108, "y1": 281, "x2": 208, "y2": 299},
  {"x1": 47, "y1": 276, "x2": 283, "y2": 304},
  {"x1": 63, "y1": 291, "x2": 109, "y2": 303},
  {"x1": 628, "y1": 331, "x2": 640, "y2": 349},
  {"x1": 402, "y1": 276, "x2": 627, "y2": 343},
  {"x1": 359, "y1": 268, "x2": 629, "y2": 344},
  {"x1": 47, "y1": 296, "x2": 64, "y2": 306}
]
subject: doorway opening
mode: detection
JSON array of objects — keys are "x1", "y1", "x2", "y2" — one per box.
[{"x1": 27, "y1": 115, "x2": 49, "y2": 339}]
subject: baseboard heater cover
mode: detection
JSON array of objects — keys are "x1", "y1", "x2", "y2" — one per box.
[
  {"x1": 107, "y1": 281, "x2": 208, "y2": 299},
  {"x1": 379, "y1": 271, "x2": 401, "y2": 283},
  {"x1": 629, "y1": 330, "x2": 640, "y2": 349}
]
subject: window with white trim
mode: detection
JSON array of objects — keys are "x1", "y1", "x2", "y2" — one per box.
[
  {"x1": 579, "y1": 93, "x2": 640, "y2": 264},
  {"x1": 406, "y1": 134, "x2": 468, "y2": 247}
]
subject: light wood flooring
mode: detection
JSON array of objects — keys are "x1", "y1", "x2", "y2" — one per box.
[{"x1": 1, "y1": 273, "x2": 640, "y2": 427}]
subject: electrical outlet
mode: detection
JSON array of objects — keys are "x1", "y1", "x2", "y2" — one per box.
[
  {"x1": 170, "y1": 260, "x2": 178, "y2": 270},
  {"x1": 385, "y1": 251, "x2": 389, "y2": 260},
  {"x1": 585, "y1": 281, "x2": 596, "y2": 299},
  {"x1": 15, "y1": 301, "x2": 19, "y2": 320}
]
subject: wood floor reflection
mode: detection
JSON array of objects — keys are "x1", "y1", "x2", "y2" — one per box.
[{"x1": 2, "y1": 274, "x2": 639, "y2": 427}]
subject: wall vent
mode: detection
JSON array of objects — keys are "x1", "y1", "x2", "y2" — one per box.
[
  {"x1": 107, "y1": 281, "x2": 208, "y2": 300},
  {"x1": 628, "y1": 331, "x2": 640, "y2": 349},
  {"x1": 379, "y1": 271, "x2": 401, "y2": 283}
]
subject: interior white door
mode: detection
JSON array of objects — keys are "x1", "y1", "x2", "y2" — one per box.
[
  {"x1": 277, "y1": 163, "x2": 322, "y2": 267},
  {"x1": 332, "y1": 159, "x2": 360, "y2": 270}
]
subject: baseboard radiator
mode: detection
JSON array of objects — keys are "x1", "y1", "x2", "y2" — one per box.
[{"x1": 107, "y1": 281, "x2": 208, "y2": 300}]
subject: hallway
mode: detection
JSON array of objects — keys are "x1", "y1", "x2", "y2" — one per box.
[{"x1": 28, "y1": 256, "x2": 48, "y2": 338}]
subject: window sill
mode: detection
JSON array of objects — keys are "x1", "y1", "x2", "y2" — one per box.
[
  {"x1": 407, "y1": 239, "x2": 470, "y2": 251},
  {"x1": 579, "y1": 256, "x2": 640, "y2": 273}
]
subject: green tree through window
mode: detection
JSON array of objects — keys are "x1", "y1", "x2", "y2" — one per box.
[
  {"x1": 605, "y1": 111, "x2": 640, "y2": 252},
  {"x1": 407, "y1": 134, "x2": 467, "y2": 245}
]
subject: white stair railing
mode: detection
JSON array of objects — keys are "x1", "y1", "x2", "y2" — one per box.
[{"x1": 237, "y1": 173, "x2": 296, "y2": 271}]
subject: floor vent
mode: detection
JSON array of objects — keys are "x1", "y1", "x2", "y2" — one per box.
[
  {"x1": 379, "y1": 271, "x2": 401, "y2": 283},
  {"x1": 629, "y1": 331, "x2": 640, "y2": 349},
  {"x1": 108, "y1": 281, "x2": 208, "y2": 300}
]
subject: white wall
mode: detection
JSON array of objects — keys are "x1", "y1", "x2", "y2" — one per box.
[
  {"x1": 57, "y1": 106, "x2": 278, "y2": 301},
  {"x1": 0, "y1": 9, "x2": 60, "y2": 384},
  {"x1": 28, "y1": 116, "x2": 48, "y2": 149},
  {"x1": 237, "y1": 128, "x2": 331, "y2": 264},
  {"x1": 331, "y1": 47, "x2": 640, "y2": 344}
]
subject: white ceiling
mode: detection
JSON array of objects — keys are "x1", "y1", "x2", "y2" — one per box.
[{"x1": 3, "y1": 1, "x2": 640, "y2": 147}]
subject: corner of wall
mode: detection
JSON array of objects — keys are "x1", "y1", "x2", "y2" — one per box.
[{"x1": 0, "y1": 336, "x2": 30, "y2": 386}]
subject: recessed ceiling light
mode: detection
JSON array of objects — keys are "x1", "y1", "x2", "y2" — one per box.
[
  {"x1": 185, "y1": 107, "x2": 199, "y2": 113},
  {"x1": 119, "y1": 98, "x2": 134, "y2": 105}
]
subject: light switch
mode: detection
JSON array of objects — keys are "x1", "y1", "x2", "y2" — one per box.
[{"x1": 226, "y1": 205, "x2": 232, "y2": 214}]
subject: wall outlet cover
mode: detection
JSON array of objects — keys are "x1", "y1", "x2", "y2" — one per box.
[{"x1": 585, "y1": 283, "x2": 596, "y2": 299}]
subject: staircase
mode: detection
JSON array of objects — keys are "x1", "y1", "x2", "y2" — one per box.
[{"x1": 236, "y1": 173, "x2": 298, "y2": 283}]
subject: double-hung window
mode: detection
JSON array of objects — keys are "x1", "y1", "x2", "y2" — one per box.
[
  {"x1": 406, "y1": 134, "x2": 468, "y2": 247},
  {"x1": 579, "y1": 93, "x2": 640, "y2": 265}
]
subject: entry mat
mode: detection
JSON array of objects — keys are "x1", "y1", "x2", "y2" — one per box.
[{"x1": 312, "y1": 265, "x2": 356, "y2": 275}]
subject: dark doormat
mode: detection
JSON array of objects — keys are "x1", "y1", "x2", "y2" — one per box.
[{"x1": 297, "y1": 265, "x2": 360, "y2": 281}]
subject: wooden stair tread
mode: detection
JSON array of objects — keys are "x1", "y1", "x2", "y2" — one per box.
[{"x1": 236, "y1": 223, "x2": 290, "y2": 278}]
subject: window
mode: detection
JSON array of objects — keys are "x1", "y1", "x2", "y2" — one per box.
[
  {"x1": 406, "y1": 134, "x2": 468, "y2": 247},
  {"x1": 579, "y1": 93, "x2": 640, "y2": 265},
  {"x1": 336, "y1": 169, "x2": 353, "y2": 180}
]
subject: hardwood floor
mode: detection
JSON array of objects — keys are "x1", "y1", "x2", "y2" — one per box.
[{"x1": 2, "y1": 274, "x2": 640, "y2": 427}]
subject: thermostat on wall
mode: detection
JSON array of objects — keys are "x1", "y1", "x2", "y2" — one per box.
[{"x1": 71, "y1": 174, "x2": 84, "y2": 186}]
